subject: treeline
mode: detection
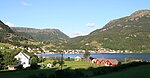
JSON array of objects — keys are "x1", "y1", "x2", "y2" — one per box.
[{"x1": 0, "y1": 49, "x2": 19, "y2": 69}]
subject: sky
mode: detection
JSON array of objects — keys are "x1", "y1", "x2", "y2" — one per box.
[{"x1": 0, "y1": 0, "x2": 150, "y2": 38}]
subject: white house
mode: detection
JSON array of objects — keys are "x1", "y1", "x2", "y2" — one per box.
[
  {"x1": 74, "y1": 56, "x2": 83, "y2": 61},
  {"x1": 14, "y1": 52, "x2": 30, "y2": 68}
]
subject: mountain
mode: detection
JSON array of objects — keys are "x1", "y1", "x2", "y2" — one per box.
[
  {"x1": 0, "y1": 20, "x2": 14, "y2": 33},
  {"x1": 1, "y1": 10, "x2": 150, "y2": 52},
  {"x1": 0, "y1": 20, "x2": 15, "y2": 42},
  {"x1": 65, "y1": 10, "x2": 150, "y2": 52},
  {"x1": 12, "y1": 27, "x2": 70, "y2": 43}
]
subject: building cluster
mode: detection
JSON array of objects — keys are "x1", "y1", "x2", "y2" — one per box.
[
  {"x1": 74, "y1": 56, "x2": 119, "y2": 66},
  {"x1": 0, "y1": 46, "x2": 134, "y2": 54},
  {"x1": 88, "y1": 56, "x2": 119, "y2": 66}
]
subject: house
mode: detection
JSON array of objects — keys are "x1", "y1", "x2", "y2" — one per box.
[
  {"x1": 90, "y1": 58, "x2": 119, "y2": 66},
  {"x1": 74, "y1": 56, "x2": 83, "y2": 61},
  {"x1": 91, "y1": 58, "x2": 100, "y2": 64},
  {"x1": 47, "y1": 63, "x2": 52, "y2": 68},
  {"x1": 14, "y1": 52, "x2": 30, "y2": 68},
  {"x1": 104, "y1": 59, "x2": 119, "y2": 66},
  {"x1": 7, "y1": 65, "x2": 17, "y2": 70}
]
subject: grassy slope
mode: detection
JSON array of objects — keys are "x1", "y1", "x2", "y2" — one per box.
[
  {"x1": 91, "y1": 64, "x2": 150, "y2": 78},
  {"x1": 40, "y1": 60, "x2": 101, "y2": 69},
  {"x1": 1, "y1": 62, "x2": 150, "y2": 78},
  {"x1": 0, "y1": 43, "x2": 13, "y2": 47},
  {"x1": 0, "y1": 61, "x2": 100, "y2": 78},
  {"x1": 0, "y1": 69, "x2": 54, "y2": 78}
]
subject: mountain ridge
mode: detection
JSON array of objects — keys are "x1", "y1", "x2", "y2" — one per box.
[
  {"x1": 64, "y1": 10, "x2": 150, "y2": 52},
  {"x1": 11, "y1": 27, "x2": 70, "y2": 42},
  {"x1": 0, "y1": 20, "x2": 16, "y2": 43},
  {"x1": 1, "y1": 9, "x2": 150, "y2": 52},
  {"x1": 0, "y1": 20, "x2": 14, "y2": 33}
]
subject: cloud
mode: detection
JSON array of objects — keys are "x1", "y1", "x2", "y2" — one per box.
[
  {"x1": 21, "y1": 1, "x2": 32, "y2": 6},
  {"x1": 70, "y1": 32, "x2": 81, "y2": 38},
  {"x1": 5, "y1": 22, "x2": 14, "y2": 27},
  {"x1": 85, "y1": 23, "x2": 96, "y2": 27},
  {"x1": 70, "y1": 31, "x2": 89, "y2": 38},
  {"x1": 70, "y1": 32, "x2": 83, "y2": 38}
]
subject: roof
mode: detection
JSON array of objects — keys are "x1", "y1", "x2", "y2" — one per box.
[
  {"x1": 106, "y1": 59, "x2": 119, "y2": 64},
  {"x1": 97, "y1": 58, "x2": 119, "y2": 64},
  {"x1": 75, "y1": 56, "x2": 82, "y2": 59},
  {"x1": 15, "y1": 52, "x2": 30, "y2": 59},
  {"x1": 7, "y1": 65, "x2": 18, "y2": 67}
]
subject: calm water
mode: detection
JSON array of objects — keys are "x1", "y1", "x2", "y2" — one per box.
[{"x1": 37, "y1": 53, "x2": 150, "y2": 61}]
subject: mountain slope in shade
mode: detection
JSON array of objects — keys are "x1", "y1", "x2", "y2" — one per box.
[
  {"x1": 65, "y1": 10, "x2": 150, "y2": 52},
  {"x1": 0, "y1": 20, "x2": 15, "y2": 42},
  {"x1": 12, "y1": 27, "x2": 70, "y2": 43},
  {"x1": 0, "y1": 20, "x2": 14, "y2": 33}
]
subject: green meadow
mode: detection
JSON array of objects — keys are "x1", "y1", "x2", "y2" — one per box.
[
  {"x1": 0, "y1": 61, "x2": 150, "y2": 78},
  {"x1": 92, "y1": 64, "x2": 150, "y2": 78},
  {"x1": 0, "y1": 61, "x2": 100, "y2": 78},
  {"x1": 41, "y1": 60, "x2": 101, "y2": 69}
]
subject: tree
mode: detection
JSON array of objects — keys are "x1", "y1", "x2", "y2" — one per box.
[
  {"x1": 30, "y1": 57, "x2": 38, "y2": 65},
  {"x1": 30, "y1": 56, "x2": 38, "y2": 69},
  {"x1": 58, "y1": 60, "x2": 64, "y2": 68},
  {"x1": 2, "y1": 51, "x2": 18, "y2": 69},
  {"x1": 0, "y1": 51, "x2": 4, "y2": 70},
  {"x1": 83, "y1": 49, "x2": 90, "y2": 60},
  {"x1": 52, "y1": 60, "x2": 57, "y2": 66}
]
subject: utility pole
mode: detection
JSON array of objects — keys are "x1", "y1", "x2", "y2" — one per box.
[{"x1": 60, "y1": 52, "x2": 63, "y2": 70}]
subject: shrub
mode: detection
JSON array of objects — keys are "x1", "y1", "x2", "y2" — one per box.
[{"x1": 52, "y1": 60, "x2": 58, "y2": 66}]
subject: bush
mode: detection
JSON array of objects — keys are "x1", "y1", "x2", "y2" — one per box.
[
  {"x1": 52, "y1": 60, "x2": 58, "y2": 66},
  {"x1": 16, "y1": 65, "x2": 23, "y2": 70},
  {"x1": 30, "y1": 56, "x2": 40, "y2": 69}
]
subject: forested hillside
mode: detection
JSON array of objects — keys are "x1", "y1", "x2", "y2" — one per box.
[
  {"x1": 12, "y1": 27, "x2": 70, "y2": 43},
  {"x1": 64, "y1": 10, "x2": 150, "y2": 52}
]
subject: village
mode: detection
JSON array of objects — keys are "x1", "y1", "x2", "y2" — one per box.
[
  {"x1": 7, "y1": 52, "x2": 120, "y2": 70},
  {"x1": 1, "y1": 45, "x2": 134, "y2": 54},
  {"x1": 0, "y1": 45, "x2": 123, "y2": 71}
]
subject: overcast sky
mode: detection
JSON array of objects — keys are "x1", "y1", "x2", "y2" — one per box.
[{"x1": 0, "y1": 0, "x2": 150, "y2": 37}]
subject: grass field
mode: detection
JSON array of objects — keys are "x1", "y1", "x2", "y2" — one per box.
[
  {"x1": 42, "y1": 60, "x2": 101, "y2": 69},
  {"x1": 0, "y1": 61, "x2": 150, "y2": 78},
  {"x1": 91, "y1": 64, "x2": 150, "y2": 78},
  {"x1": 0, "y1": 69, "x2": 55, "y2": 78},
  {"x1": 0, "y1": 61, "x2": 100, "y2": 78},
  {"x1": 0, "y1": 43, "x2": 12, "y2": 47}
]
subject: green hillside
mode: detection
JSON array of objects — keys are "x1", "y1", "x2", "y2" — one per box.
[
  {"x1": 0, "y1": 20, "x2": 70, "y2": 48},
  {"x1": 0, "y1": 21, "x2": 40, "y2": 47},
  {"x1": 64, "y1": 10, "x2": 150, "y2": 52},
  {"x1": 0, "y1": 20, "x2": 15, "y2": 43},
  {"x1": 12, "y1": 27, "x2": 70, "y2": 43},
  {"x1": 0, "y1": 20, "x2": 14, "y2": 33},
  {"x1": 1, "y1": 10, "x2": 150, "y2": 52}
]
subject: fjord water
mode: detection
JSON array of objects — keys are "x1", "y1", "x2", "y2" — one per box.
[{"x1": 37, "y1": 53, "x2": 150, "y2": 61}]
